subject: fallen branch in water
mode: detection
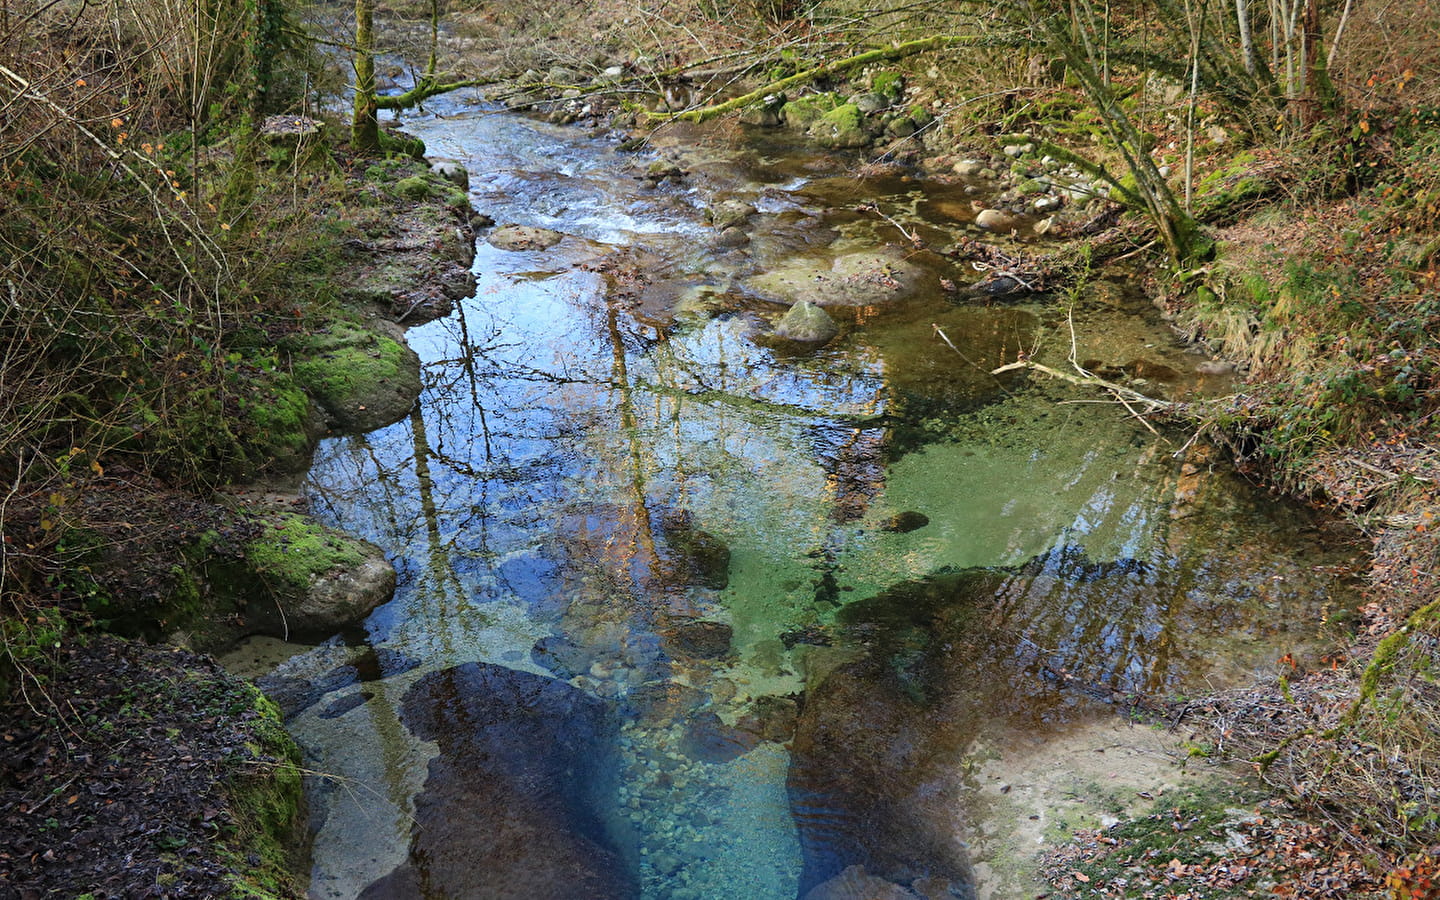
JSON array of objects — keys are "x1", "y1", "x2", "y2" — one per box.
[{"x1": 991, "y1": 358, "x2": 1177, "y2": 436}]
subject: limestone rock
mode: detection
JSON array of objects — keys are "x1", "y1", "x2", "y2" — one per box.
[
  {"x1": 488, "y1": 223, "x2": 565, "y2": 251},
  {"x1": 241, "y1": 512, "x2": 397, "y2": 641},
  {"x1": 428, "y1": 160, "x2": 469, "y2": 191},
  {"x1": 665, "y1": 619, "x2": 734, "y2": 659},
  {"x1": 359, "y1": 663, "x2": 633, "y2": 899},
  {"x1": 710, "y1": 199, "x2": 757, "y2": 232},
  {"x1": 748, "y1": 249, "x2": 929, "y2": 307},
  {"x1": 802, "y1": 866, "x2": 922, "y2": 900},
  {"x1": 973, "y1": 208, "x2": 1020, "y2": 232},
  {"x1": 288, "y1": 322, "x2": 422, "y2": 433},
  {"x1": 775, "y1": 300, "x2": 839, "y2": 344}
]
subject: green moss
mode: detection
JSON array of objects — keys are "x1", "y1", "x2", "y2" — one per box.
[
  {"x1": 870, "y1": 70, "x2": 903, "y2": 100},
  {"x1": 378, "y1": 131, "x2": 426, "y2": 159},
  {"x1": 216, "y1": 683, "x2": 307, "y2": 899},
  {"x1": 781, "y1": 92, "x2": 840, "y2": 129},
  {"x1": 813, "y1": 103, "x2": 870, "y2": 148},
  {"x1": 394, "y1": 175, "x2": 436, "y2": 200},
  {"x1": 244, "y1": 512, "x2": 366, "y2": 597},
  {"x1": 1195, "y1": 151, "x2": 1278, "y2": 219},
  {"x1": 1052, "y1": 781, "x2": 1271, "y2": 896},
  {"x1": 820, "y1": 102, "x2": 862, "y2": 131},
  {"x1": 238, "y1": 370, "x2": 313, "y2": 474},
  {"x1": 288, "y1": 324, "x2": 412, "y2": 427}
]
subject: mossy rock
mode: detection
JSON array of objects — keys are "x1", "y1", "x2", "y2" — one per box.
[
  {"x1": 237, "y1": 369, "x2": 321, "y2": 475},
  {"x1": 218, "y1": 684, "x2": 309, "y2": 898},
  {"x1": 238, "y1": 512, "x2": 395, "y2": 639},
  {"x1": 394, "y1": 175, "x2": 437, "y2": 200},
  {"x1": 811, "y1": 103, "x2": 872, "y2": 149},
  {"x1": 288, "y1": 323, "x2": 421, "y2": 433},
  {"x1": 781, "y1": 92, "x2": 841, "y2": 130},
  {"x1": 1195, "y1": 151, "x2": 1280, "y2": 221},
  {"x1": 870, "y1": 70, "x2": 904, "y2": 101}
]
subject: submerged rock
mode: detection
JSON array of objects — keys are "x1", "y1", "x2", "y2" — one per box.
[
  {"x1": 659, "y1": 510, "x2": 731, "y2": 589},
  {"x1": 488, "y1": 223, "x2": 565, "y2": 251},
  {"x1": 880, "y1": 511, "x2": 930, "y2": 534},
  {"x1": 802, "y1": 865, "x2": 923, "y2": 900},
  {"x1": 749, "y1": 248, "x2": 929, "y2": 307},
  {"x1": 710, "y1": 199, "x2": 757, "y2": 232},
  {"x1": 788, "y1": 650, "x2": 977, "y2": 899},
  {"x1": 973, "y1": 208, "x2": 1020, "y2": 233},
  {"x1": 775, "y1": 300, "x2": 840, "y2": 344},
  {"x1": 664, "y1": 619, "x2": 734, "y2": 659},
  {"x1": 359, "y1": 663, "x2": 633, "y2": 899}
]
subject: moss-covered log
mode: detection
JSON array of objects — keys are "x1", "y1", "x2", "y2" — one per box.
[{"x1": 654, "y1": 35, "x2": 980, "y2": 124}]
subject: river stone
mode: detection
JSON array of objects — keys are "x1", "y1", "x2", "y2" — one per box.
[
  {"x1": 710, "y1": 199, "x2": 757, "y2": 231},
  {"x1": 358, "y1": 663, "x2": 633, "y2": 899},
  {"x1": 737, "y1": 694, "x2": 801, "y2": 743},
  {"x1": 774, "y1": 300, "x2": 839, "y2": 344},
  {"x1": 660, "y1": 511, "x2": 731, "y2": 589},
  {"x1": 973, "y1": 208, "x2": 1020, "y2": 232},
  {"x1": 488, "y1": 223, "x2": 565, "y2": 251},
  {"x1": 681, "y1": 710, "x2": 761, "y2": 764},
  {"x1": 712, "y1": 226, "x2": 751, "y2": 248},
  {"x1": 428, "y1": 160, "x2": 469, "y2": 191},
  {"x1": 624, "y1": 680, "x2": 708, "y2": 723},
  {"x1": 748, "y1": 249, "x2": 929, "y2": 307},
  {"x1": 851, "y1": 92, "x2": 891, "y2": 114},
  {"x1": 802, "y1": 865, "x2": 923, "y2": 900},
  {"x1": 665, "y1": 619, "x2": 734, "y2": 659},
  {"x1": 880, "y1": 510, "x2": 929, "y2": 533},
  {"x1": 789, "y1": 648, "x2": 977, "y2": 898},
  {"x1": 283, "y1": 546, "x2": 397, "y2": 637},
  {"x1": 532, "y1": 634, "x2": 598, "y2": 680}
]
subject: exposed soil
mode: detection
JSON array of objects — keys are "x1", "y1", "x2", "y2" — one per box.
[{"x1": 0, "y1": 636, "x2": 304, "y2": 900}]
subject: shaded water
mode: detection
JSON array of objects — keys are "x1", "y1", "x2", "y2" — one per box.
[{"x1": 226, "y1": 96, "x2": 1362, "y2": 899}]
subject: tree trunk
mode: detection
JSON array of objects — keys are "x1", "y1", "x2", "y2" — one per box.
[
  {"x1": 351, "y1": 0, "x2": 380, "y2": 152},
  {"x1": 1235, "y1": 0, "x2": 1257, "y2": 75}
]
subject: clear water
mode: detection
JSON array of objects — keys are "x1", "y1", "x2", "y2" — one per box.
[{"x1": 229, "y1": 94, "x2": 1362, "y2": 899}]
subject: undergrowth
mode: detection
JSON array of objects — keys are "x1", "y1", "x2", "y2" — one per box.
[{"x1": 0, "y1": 0, "x2": 337, "y2": 685}]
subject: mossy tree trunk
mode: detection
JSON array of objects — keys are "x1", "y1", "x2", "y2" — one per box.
[
  {"x1": 350, "y1": 0, "x2": 490, "y2": 154},
  {"x1": 351, "y1": 0, "x2": 381, "y2": 152}
]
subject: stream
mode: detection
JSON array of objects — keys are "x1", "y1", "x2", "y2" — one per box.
[{"x1": 224, "y1": 93, "x2": 1362, "y2": 900}]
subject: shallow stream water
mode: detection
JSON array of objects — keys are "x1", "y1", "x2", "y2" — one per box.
[{"x1": 225, "y1": 95, "x2": 1362, "y2": 899}]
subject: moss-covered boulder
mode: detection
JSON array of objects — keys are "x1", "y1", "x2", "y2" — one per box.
[
  {"x1": 781, "y1": 92, "x2": 843, "y2": 130},
  {"x1": 811, "y1": 102, "x2": 873, "y2": 149},
  {"x1": 238, "y1": 369, "x2": 324, "y2": 475},
  {"x1": 239, "y1": 511, "x2": 396, "y2": 641},
  {"x1": 288, "y1": 322, "x2": 421, "y2": 433},
  {"x1": 774, "y1": 300, "x2": 840, "y2": 344}
]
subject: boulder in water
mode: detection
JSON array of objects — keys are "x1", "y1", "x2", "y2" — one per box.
[
  {"x1": 358, "y1": 662, "x2": 633, "y2": 899},
  {"x1": 775, "y1": 300, "x2": 840, "y2": 344},
  {"x1": 488, "y1": 223, "x2": 565, "y2": 251},
  {"x1": 428, "y1": 160, "x2": 469, "y2": 190},
  {"x1": 802, "y1": 865, "x2": 923, "y2": 900}
]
